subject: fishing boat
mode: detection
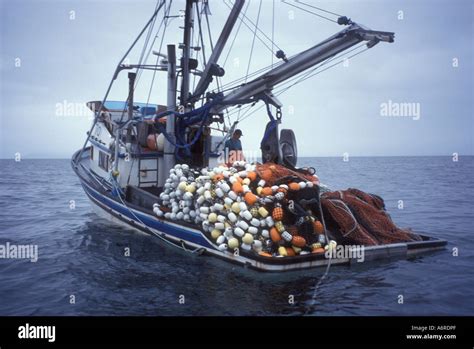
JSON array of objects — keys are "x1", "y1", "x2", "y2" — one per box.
[{"x1": 71, "y1": 0, "x2": 446, "y2": 271}]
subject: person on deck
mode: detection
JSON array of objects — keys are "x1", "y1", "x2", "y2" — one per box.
[{"x1": 224, "y1": 129, "x2": 245, "y2": 163}]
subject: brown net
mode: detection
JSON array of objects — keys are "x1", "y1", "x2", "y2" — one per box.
[{"x1": 321, "y1": 188, "x2": 422, "y2": 246}]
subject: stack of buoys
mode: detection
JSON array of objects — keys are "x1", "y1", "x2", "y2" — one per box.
[{"x1": 153, "y1": 161, "x2": 336, "y2": 257}]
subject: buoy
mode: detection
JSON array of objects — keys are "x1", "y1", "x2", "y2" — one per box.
[
  {"x1": 211, "y1": 229, "x2": 222, "y2": 240},
  {"x1": 278, "y1": 246, "x2": 288, "y2": 257},
  {"x1": 231, "y1": 202, "x2": 241, "y2": 214},
  {"x1": 228, "y1": 212, "x2": 238, "y2": 223},
  {"x1": 234, "y1": 227, "x2": 245, "y2": 237},
  {"x1": 289, "y1": 182, "x2": 300, "y2": 191},
  {"x1": 242, "y1": 233, "x2": 254, "y2": 245},
  {"x1": 286, "y1": 247, "x2": 296, "y2": 257},
  {"x1": 240, "y1": 210, "x2": 253, "y2": 221},
  {"x1": 241, "y1": 243, "x2": 252, "y2": 251},
  {"x1": 313, "y1": 220, "x2": 324, "y2": 234},
  {"x1": 281, "y1": 231, "x2": 293, "y2": 242},
  {"x1": 275, "y1": 221, "x2": 285, "y2": 233},
  {"x1": 216, "y1": 235, "x2": 226, "y2": 245},
  {"x1": 248, "y1": 226, "x2": 258, "y2": 235},
  {"x1": 218, "y1": 243, "x2": 228, "y2": 251},
  {"x1": 258, "y1": 207, "x2": 269, "y2": 218},
  {"x1": 292, "y1": 235, "x2": 306, "y2": 248},
  {"x1": 208, "y1": 212, "x2": 217, "y2": 223},
  {"x1": 228, "y1": 238, "x2": 239, "y2": 249},
  {"x1": 244, "y1": 192, "x2": 258, "y2": 206},
  {"x1": 270, "y1": 227, "x2": 281, "y2": 242},
  {"x1": 272, "y1": 206, "x2": 284, "y2": 221},
  {"x1": 237, "y1": 220, "x2": 249, "y2": 230}
]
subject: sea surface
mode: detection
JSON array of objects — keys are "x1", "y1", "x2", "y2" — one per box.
[{"x1": 0, "y1": 157, "x2": 473, "y2": 316}]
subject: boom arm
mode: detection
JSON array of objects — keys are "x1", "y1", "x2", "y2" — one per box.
[{"x1": 211, "y1": 22, "x2": 394, "y2": 113}]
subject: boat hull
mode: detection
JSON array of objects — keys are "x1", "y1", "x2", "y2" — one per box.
[{"x1": 72, "y1": 149, "x2": 447, "y2": 272}]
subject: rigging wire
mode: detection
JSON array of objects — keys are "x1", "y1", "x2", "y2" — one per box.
[
  {"x1": 222, "y1": 0, "x2": 276, "y2": 56},
  {"x1": 236, "y1": 0, "x2": 262, "y2": 122},
  {"x1": 224, "y1": 43, "x2": 366, "y2": 121},
  {"x1": 295, "y1": 0, "x2": 343, "y2": 18},
  {"x1": 222, "y1": 0, "x2": 250, "y2": 68},
  {"x1": 235, "y1": 45, "x2": 370, "y2": 123},
  {"x1": 145, "y1": 0, "x2": 172, "y2": 108},
  {"x1": 281, "y1": 0, "x2": 338, "y2": 24}
]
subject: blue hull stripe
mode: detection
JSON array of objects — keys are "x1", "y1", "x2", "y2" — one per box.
[{"x1": 82, "y1": 181, "x2": 215, "y2": 249}]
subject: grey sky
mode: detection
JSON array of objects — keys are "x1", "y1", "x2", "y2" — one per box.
[{"x1": 0, "y1": 0, "x2": 472, "y2": 158}]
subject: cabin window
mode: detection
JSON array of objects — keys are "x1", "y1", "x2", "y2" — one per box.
[
  {"x1": 90, "y1": 146, "x2": 94, "y2": 160},
  {"x1": 98, "y1": 151, "x2": 109, "y2": 171}
]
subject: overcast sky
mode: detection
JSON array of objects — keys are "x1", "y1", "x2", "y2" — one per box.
[{"x1": 0, "y1": 0, "x2": 472, "y2": 158}]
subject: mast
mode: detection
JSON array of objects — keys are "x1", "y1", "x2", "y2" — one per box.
[
  {"x1": 162, "y1": 44, "x2": 177, "y2": 185},
  {"x1": 180, "y1": 0, "x2": 194, "y2": 106}
]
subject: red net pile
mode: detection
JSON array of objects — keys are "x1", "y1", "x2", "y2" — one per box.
[{"x1": 321, "y1": 188, "x2": 422, "y2": 246}]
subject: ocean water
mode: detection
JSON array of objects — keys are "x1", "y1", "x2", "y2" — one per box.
[{"x1": 0, "y1": 157, "x2": 473, "y2": 316}]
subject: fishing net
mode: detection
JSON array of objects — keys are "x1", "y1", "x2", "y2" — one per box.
[
  {"x1": 321, "y1": 188, "x2": 422, "y2": 246},
  {"x1": 256, "y1": 163, "x2": 319, "y2": 186}
]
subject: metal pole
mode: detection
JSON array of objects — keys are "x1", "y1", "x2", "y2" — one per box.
[
  {"x1": 180, "y1": 0, "x2": 194, "y2": 106},
  {"x1": 126, "y1": 72, "x2": 136, "y2": 145},
  {"x1": 162, "y1": 44, "x2": 177, "y2": 184}
]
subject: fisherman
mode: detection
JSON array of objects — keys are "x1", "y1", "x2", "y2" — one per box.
[{"x1": 224, "y1": 129, "x2": 245, "y2": 163}]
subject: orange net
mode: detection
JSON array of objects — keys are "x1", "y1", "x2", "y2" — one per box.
[
  {"x1": 255, "y1": 162, "x2": 319, "y2": 186},
  {"x1": 321, "y1": 188, "x2": 421, "y2": 246}
]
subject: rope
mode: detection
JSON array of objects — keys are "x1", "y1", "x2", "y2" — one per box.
[
  {"x1": 295, "y1": 0, "x2": 343, "y2": 18},
  {"x1": 327, "y1": 199, "x2": 359, "y2": 237},
  {"x1": 110, "y1": 176, "x2": 204, "y2": 254},
  {"x1": 282, "y1": 0, "x2": 338, "y2": 24}
]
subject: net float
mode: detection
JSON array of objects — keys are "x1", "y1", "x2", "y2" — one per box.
[
  {"x1": 228, "y1": 191, "x2": 238, "y2": 200},
  {"x1": 259, "y1": 251, "x2": 272, "y2": 258},
  {"x1": 217, "y1": 243, "x2": 228, "y2": 252},
  {"x1": 228, "y1": 238, "x2": 239, "y2": 249},
  {"x1": 298, "y1": 181, "x2": 307, "y2": 189},
  {"x1": 176, "y1": 212, "x2": 184, "y2": 220},
  {"x1": 216, "y1": 235, "x2": 226, "y2": 245},
  {"x1": 239, "y1": 202, "x2": 248, "y2": 212},
  {"x1": 281, "y1": 231, "x2": 293, "y2": 242},
  {"x1": 292, "y1": 235, "x2": 307, "y2": 248},
  {"x1": 224, "y1": 227, "x2": 233, "y2": 237},
  {"x1": 312, "y1": 247, "x2": 325, "y2": 254},
  {"x1": 211, "y1": 229, "x2": 222, "y2": 239},
  {"x1": 275, "y1": 221, "x2": 285, "y2": 233},
  {"x1": 242, "y1": 178, "x2": 251, "y2": 186},
  {"x1": 278, "y1": 246, "x2": 288, "y2": 256},
  {"x1": 258, "y1": 207, "x2": 269, "y2": 218},
  {"x1": 318, "y1": 234, "x2": 326, "y2": 244},
  {"x1": 265, "y1": 216, "x2": 275, "y2": 227},
  {"x1": 289, "y1": 182, "x2": 300, "y2": 191},
  {"x1": 261, "y1": 229, "x2": 270, "y2": 239},
  {"x1": 250, "y1": 207, "x2": 259, "y2": 218},
  {"x1": 286, "y1": 247, "x2": 296, "y2": 257},
  {"x1": 241, "y1": 243, "x2": 252, "y2": 251},
  {"x1": 231, "y1": 202, "x2": 241, "y2": 214},
  {"x1": 214, "y1": 222, "x2": 225, "y2": 230},
  {"x1": 270, "y1": 227, "x2": 281, "y2": 243},
  {"x1": 217, "y1": 214, "x2": 226, "y2": 222},
  {"x1": 242, "y1": 233, "x2": 254, "y2": 245},
  {"x1": 248, "y1": 226, "x2": 259, "y2": 235},
  {"x1": 204, "y1": 190, "x2": 212, "y2": 200},
  {"x1": 313, "y1": 220, "x2": 324, "y2": 234},
  {"x1": 237, "y1": 220, "x2": 249, "y2": 230},
  {"x1": 240, "y1": 210, "x2": 253, "y2": 221},
  {"x1": 250, "y1": 218, "x2": 260, "y2": 227},
  {"x1": 196, "y1": 195, "x2": 205, "y2": 204},
  {"x1": 234, "y1": 227, "x2": 245, "y2": 237},
  {"x1": 215, "y1": 188, "x2": 225, "y2": 198},
  {"x1": 199, "y1": 207, "x2": 210, "y2": 214},
  {"x1": 213, "y1": 203, "x2": 224, "y2": 212},
  {"x1": 228, "y1": 212, "x2": 238, "y2": 223}
]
